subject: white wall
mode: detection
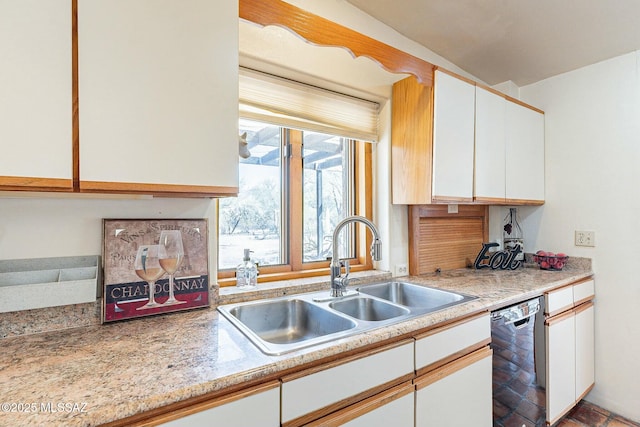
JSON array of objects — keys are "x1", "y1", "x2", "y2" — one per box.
[
  {"x1": 492, "y1": 51, "x2": 640, "y2": 422},
  {"x1": 0, "y1": 193, "x2": 217, "y2": 276}
]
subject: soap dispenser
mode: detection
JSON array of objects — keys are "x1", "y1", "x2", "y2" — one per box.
[{"x1": 236, "y1": 249, "x2": 258, "y2": 288}]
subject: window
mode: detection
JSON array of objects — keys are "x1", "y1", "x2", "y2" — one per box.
[
  {"x1": 218, "y1": 68, "x2": 378, "y2": 285},
  {"x1": 218, "y1": 118, "x2": 372, "y2": 285}
]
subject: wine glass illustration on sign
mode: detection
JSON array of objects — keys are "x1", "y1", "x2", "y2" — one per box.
[
  {"x1": 134, "y1": 245, "x2": 165, "y2": 310},
  {"x1": 159, "y1": 230, "x2": 186, "y2": 306}
]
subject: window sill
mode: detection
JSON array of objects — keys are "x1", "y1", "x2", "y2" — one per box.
[{"x1": 216, "y1": 269, "x2": 392, "y2": 306}]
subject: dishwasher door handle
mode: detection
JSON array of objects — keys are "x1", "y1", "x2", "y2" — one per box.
[{"x1": 505, "y1": 312, "x2": 536, "y2": 329}]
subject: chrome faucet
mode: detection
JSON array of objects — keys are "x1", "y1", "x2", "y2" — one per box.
[{"x1": 330, "y1": 215, "x2": 382, "y2": 297}]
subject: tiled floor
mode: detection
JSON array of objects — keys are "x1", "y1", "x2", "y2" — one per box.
[
  {"x1": 558, "y1": 401, "x2": 640, "y2": 427},
  {"x1": 492, "y1": 319, "x2": 640, "y2": 427}
]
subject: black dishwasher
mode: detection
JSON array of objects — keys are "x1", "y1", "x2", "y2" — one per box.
[{"x1": 491, "y1": 297, "x2": 546, "y2": 427}]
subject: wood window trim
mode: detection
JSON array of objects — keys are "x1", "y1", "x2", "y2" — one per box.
[{"x1": 217, "y1": 134, "x2": 373, "y2": 286}]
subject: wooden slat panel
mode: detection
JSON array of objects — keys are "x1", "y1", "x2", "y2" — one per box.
[
  {"x1": 409, "y1": 205, "x2": 487, "y2": 275},
  {"x1": 417, "y1": 217, "x2": 484, "y2": 274}
]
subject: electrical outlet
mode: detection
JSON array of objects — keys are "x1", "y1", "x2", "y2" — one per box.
[
  {"x1": 395, "y1": 264, "x2": 408, "y2": 277},
  {"x1": 575, "y1": 230, "x2": 595, "y2": 247},
  {"x1": 447, "y1": 204, "x2": 459, "y2": 214}
]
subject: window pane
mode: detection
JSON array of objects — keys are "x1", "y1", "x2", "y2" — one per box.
[
  {"x1": 218, "y1": 119, "x2": 282, "y2": 269},
  {"x1": 303, "y1": 132, "x2": 353, "y2": 262}
]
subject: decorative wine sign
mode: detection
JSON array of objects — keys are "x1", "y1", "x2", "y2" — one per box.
[
  {"x1": 102, "y1": 219, "x2": 209, "y2": 323},
  {"x1": 474, "y1": 242, "x2": 522, "y2": 270}
]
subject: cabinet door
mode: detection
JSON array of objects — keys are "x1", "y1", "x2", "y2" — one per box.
[
  {"x1": 305, "y1": 382, "x2": 414, "y2": 427},
  {"x1": 78, "y1": 0, "x2": 238, "y2": 196},
  {"x1": 575, "y1": 302, "x2": 595, "y2": 401},
  {"x1": 415, "y1": 346, "x2": 493, "y2": 427},
  {"x1": 0, "y1": 0, "x2": 73, "y2": 191},
  {"x1": 474, "y1": 86, "x2": 506, "y2": 202},
  {"x1": 546, "y1": 310, "x2": 576, "y2": 425},
  {"x1": 158, "y1": 382, "x2": 280, "y2": 427},
  {"x1": 281, "y1": 340, "x2": 414, "y2": 426},
  {"x1": 432, "y1": 70, "x2": 476, "y2": 203},
  {"x1": 505, "y1": 100, "x2": 545, "y2": 203}
]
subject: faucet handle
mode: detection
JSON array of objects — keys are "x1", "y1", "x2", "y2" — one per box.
[{"x1": 340, "y1": 259, "x2": 350, "y2": 276}]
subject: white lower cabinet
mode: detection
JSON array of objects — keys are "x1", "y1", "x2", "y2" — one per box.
[
  {"x1": 415, "y1": 347, "x2": 493, "y2": 427},
  {"x1": 280, "y1": 340, "x2": 415, "y2": 427},
  {"x1": 414, "y1": 312, "x2": 493, "y2": 427},
  {"x1": 545, "y1": 309, "x2": 577, "y2": 425},
  {"x1": 157, "y1": 382, "x2": 280, "y2": 427},
  {"x1": 546, "y1": 301, "x2": 595, "y2": 426},
  {"x1": 575, "y1": 302, "x2": 595, "y2": 401},
  {"x1": 122, "y1": 313, "x2": 495, "y2": 427},
  {"x1": 545, "y1": 278, "x2": 595, "y2": 425},
  {"x1": 282, "y1": 314, "x2": 492, "y2": 427}
]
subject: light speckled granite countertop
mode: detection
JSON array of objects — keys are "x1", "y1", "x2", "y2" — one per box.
[{"x1": 0, "y1": 264, "x2": 592, "y2": 427}]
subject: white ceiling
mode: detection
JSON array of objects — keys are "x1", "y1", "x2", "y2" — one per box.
[{"x1": 345, "y1": 0, "x2": 640, "y2": 86}]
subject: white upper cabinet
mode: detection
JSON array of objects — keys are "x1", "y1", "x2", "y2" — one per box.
[
  {"x1": 0, "y1": 0, "x2": 73, "y2": 190},
  {"x1": 474, "y1": 86, "x2": 506, "y2": 202},
  {"x1": 505, "y1": 100, "x2": 545, "y2": 202},
  {"x1": 77, "y1": 0, "x2": 238, "y2": 195},
  {"x1": 432, "y1": 69, "x2": 476, "y2": 202}
]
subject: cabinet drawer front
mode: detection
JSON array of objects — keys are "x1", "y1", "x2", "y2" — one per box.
[
  {"x1": 415, "y1": 313, "x2": 490, "y2": 373},
  {"x1": 545, "y1": 285, "x2": 574, "y2": 316},
  {"x1": 573, "y1": 279, "x2": 595, "y2": 305},
  {"x1": 159, "y1": 382, "x2": 280, "y2": 427},
  {"x1": 281, "y1": 341, "x2": 414, "y2": 425}
]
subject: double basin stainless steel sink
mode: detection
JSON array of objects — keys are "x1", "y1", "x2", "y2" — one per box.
[{"x1": 217, "y1": 281, "x2": 476, "y2": 355}]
